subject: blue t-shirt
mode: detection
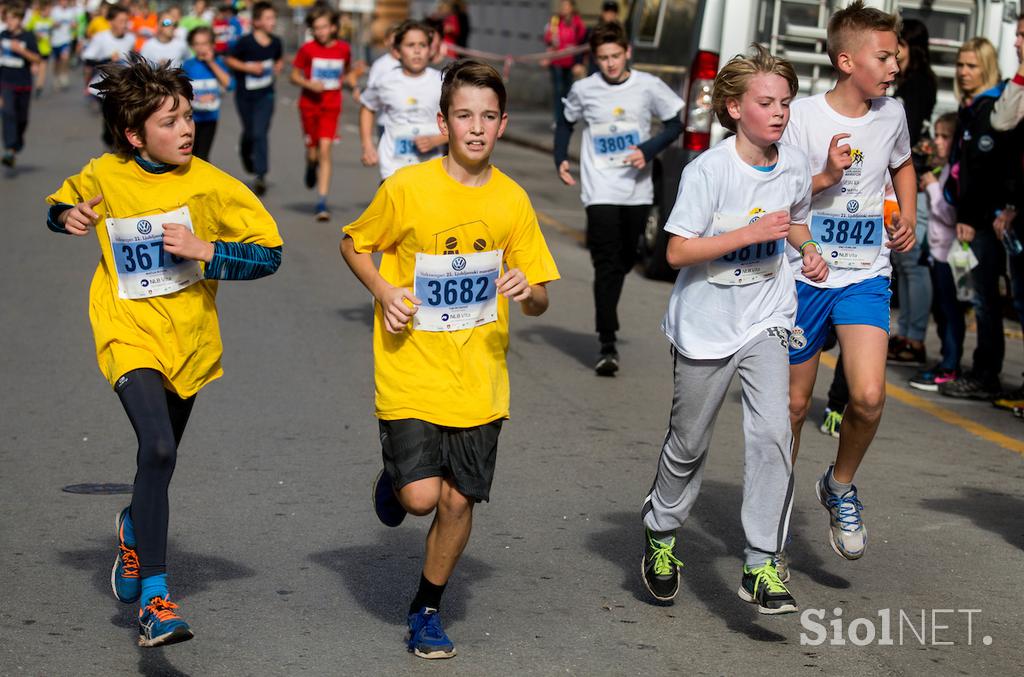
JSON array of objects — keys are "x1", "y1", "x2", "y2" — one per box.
[
  {"x1": 183, "y1": 57, "x2": 232, "y2": 122},
  {"x1": 0, "y1": 30, "x2": 40, "y2": 90}
]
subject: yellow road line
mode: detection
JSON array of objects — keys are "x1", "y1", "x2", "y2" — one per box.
[
  {"x1": 818, "y1": 352, "x2": 1024, "y2": 456},
  {"x1": 536, "y1": 209, "x2": 585, "y2": 245}
]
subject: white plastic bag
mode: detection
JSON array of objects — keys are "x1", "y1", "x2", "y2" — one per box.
[{"x1": 947, "y1": 241, "x2": 979, "y2": 302}]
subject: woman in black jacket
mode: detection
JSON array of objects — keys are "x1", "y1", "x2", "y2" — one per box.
[{"x1": 940, "y1": 37, "x2": 1024, "y2": 400}]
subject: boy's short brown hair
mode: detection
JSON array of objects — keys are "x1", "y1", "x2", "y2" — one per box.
[
  {"x1": 439, "y1": 59, "x2": 507, "y2": 119},
  {"x1": 251, "y1": 0, "x2": 275, "y2": 22},
  {"x1": 712, "y1": 44, "x2": 798, "y2": 132},
  {"x1": 826, "y1": 0, "x2": 901, "y2": 67},
  {"x1": 588, "y1": 20, "x2": 628, "y2": 53},
  {"x1": 392, "y1": 19, "x2": 433, "y2": 49},
  {"x1": 94, "y1": 53, "x2": 194, "y2": 156},
  {"x1": 305, "y1": 3, "x2": 338, "y2": 30}
]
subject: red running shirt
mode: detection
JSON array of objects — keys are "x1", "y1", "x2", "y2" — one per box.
[{"x1": 293, "y1": 39, "x2": 351, "y2": 110}]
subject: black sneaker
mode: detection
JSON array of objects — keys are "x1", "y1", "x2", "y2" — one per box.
[
  {"x1": 2, "y1": 151, "x2": 14, "y2": 168},
  {"x1": 304, "y1": 161, "x2": 317, "y2": 189},
  {"x1": 938, "y1": 374, "x2": 1001, "y2": 400},
  {"x1": 372, "y1": 468, "x2": 407, "y2": 527},
  {"x1": 595, "y1": 352, "x2": 619, "y2": 377},
  {"x1": 737, "y1": 560, "x2": 798, "y2": 615},
  {"x1": 253, "y1": 176, "x2": 267, "y2": 196},
  {"x1": 640, "y1": 528, "x2": 682, "y2": 602}
]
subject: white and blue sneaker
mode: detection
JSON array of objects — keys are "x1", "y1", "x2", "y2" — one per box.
[
  {"x1": 111, "y1": 507, "x2": 141, "y2": 604},
  {"x1": 407, "y1": 607, "x2": 456, "y2": 659},
  {"x1": 815, "y1": 465, "x2": 867, "y2": 560}
]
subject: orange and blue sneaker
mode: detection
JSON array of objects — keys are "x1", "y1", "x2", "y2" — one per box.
[
  {"x1": 406, "y1": 607, "x2": 456, "y2": 659},
  {"x1": 111, "y1": 507, "x2": 141, "y2": 604},
  {"x1": 138, "y1": 596, "x2": 193, "y2": 647}
]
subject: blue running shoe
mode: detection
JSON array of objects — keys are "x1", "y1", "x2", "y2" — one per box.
[
  {"x1": 111, "y1": 507, "x2": 141, "y2": 604},
  {"x1": 372, "y1": 468, "x2": 407, "y2": 527},
  {"x1": 138, "y1": 596, "x2": 193, "y2": 647},
  {"x1": 815, "y1": 465, "x2": 867, "y2": 560},
  {"x1": 406, "y1": 607, "x2": 456, "y2": 659}
]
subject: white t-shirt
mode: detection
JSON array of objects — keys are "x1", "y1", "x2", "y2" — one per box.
[
  {"x1": 661, "y1": 137, "x2": 812, "y2": 360},
  {"x1": 360, "y1": 67, "x2": 443, "y2": 180},
  {"x1": 50, "y1": 6, "x2": 78, "y2": 47},
  {"x1": 562, "y1": 71, "x2": 683, "y2": 207},
  {"x1": 366, "y1": 51, "x2": 399, "y2": 88},
  {"x1": 82, "y1": 30, "x2": 136, "y2": 94},
  {"x1": 139, "y1": 37, "x2": 190, "y2": 67},
  {"x1": 81, "y1": 30, "x2": 135, "y2": 63},
  {"x1": 781, "y1": 93, "x2": 911, "y2": 288}
]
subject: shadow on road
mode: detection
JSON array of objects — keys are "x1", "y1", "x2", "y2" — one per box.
[
  {"x1": 337, "y1": 303, "x2": 374, "y2": 328},
  {"x1": 515, "y1": 324, "x2": 598, "y2": 368},
  {"x1": 921, "y1": 487, "x2": 1024, "y2": 551},
  {"x1": 309, "y1": 533, "x2": 495, "y2": 626},
  {"x1": 137, "y1": 649, "x2": 192, "y2": 677}
]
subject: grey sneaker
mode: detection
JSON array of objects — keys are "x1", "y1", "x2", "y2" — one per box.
[{"x1": 815, "y1": 465, "x2": 866, "y2": 560}]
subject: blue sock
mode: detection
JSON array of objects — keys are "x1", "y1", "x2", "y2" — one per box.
[
  {"x1": 123, "y1": 508, "x2": 136, "y2": 545},
  {"x1": 140, "y1": 574, "x2": 169, "y2": 607},
  {"x1": 315, "y1": 196, "x2": 327, "y2": 211}
]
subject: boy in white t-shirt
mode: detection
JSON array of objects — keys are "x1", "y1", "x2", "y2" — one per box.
[
  {"x1": 139, "y1": 11, "x2": 190, "y2": 67},
  {"x1": 555, "y1": 22, "x2": 683, "y2": 375},
  {"x1": 640, "y1": 46, "x2": 828, "y2": 614},
  {"x1": 358, "y1": 20, "x2": 445, "y2": 181},
  {"x1": 781, "y1": 1, "x2": 916, "y2": 565}
]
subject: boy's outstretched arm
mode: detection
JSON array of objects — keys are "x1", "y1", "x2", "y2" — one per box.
[{"x1": 340, "y1": 235, "x2": 420, "y2": 333}]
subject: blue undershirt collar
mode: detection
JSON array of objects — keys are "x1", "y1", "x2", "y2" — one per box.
[{"x1": 133, "y1": 152, "x2": 178, "y2": 174}]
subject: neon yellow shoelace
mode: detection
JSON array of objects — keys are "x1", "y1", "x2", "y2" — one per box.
[
  {"x1": 648, "y1": 535, "x2": 684, "y2": 576},
  {"x1": 748, "y1": 561, "x2": 789, "y2": 594}
]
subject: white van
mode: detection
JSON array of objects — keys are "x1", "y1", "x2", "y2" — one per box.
[{"x1": 628, "y1": 0, "x2": 1021, "y2": 277}]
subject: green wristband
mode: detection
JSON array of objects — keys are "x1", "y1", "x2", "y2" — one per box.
[{"x1": 799, "y1": 240, "x2": 822, "y2": 255}]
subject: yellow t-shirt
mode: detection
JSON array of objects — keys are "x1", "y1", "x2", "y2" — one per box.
[
  {"x1": 85, "y1": 15, "x2": 108, "y2": 40},
  {"x1": 344, "y1": 158, "x2": 560, "y2": 427},
  {"x1": 47, "y1": 154, "x2": 283, "y2": 398}
]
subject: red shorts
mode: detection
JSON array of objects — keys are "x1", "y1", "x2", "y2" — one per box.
[{"x1": 299, "y1": 102, "x2": 341, "y2": 148}]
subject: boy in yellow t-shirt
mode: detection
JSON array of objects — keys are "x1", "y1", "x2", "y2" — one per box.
[
  {"x1": 46, "y1": 54, "x2": 282, "y2": 649},
  {"x1": 341, "y1": 59, "x2": 559, "y2": 660}
]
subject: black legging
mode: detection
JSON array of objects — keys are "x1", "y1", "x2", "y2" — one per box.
[
  {"x1": 116, "y1": 369, "x2": 195, "y2": 579},
  {"x1": 585, "y1": 204, "x2": 650, "y2": 344}
]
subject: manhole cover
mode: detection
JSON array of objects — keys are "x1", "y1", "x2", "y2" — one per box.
[{"x1": 62, "y1": 483, "x2": 133, "y2": 495}]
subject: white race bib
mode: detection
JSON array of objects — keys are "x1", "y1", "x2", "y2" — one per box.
[
  {"x1": 191, "y1": 77, "x2": 221, "y2": 112},
  {"x1": 412, "y1": 250, "x2": 502, "y2": 332},
  {"x1": 391, "y1": 123, "x2": 436, "y2": 165},
  {"x1": 809, "y1": 195, "x2": 884, "y2": 269},
  {"x1": 706, "y1": 212, "x2": 783, "y2": 285},
  {"x1": 311, "y1": 57, "x2": 344, "y2": 90},
  {"x1": 590, "y1": 120, "x2": 641, "y2": 170},
  {"x1": 0, "y1": 39, "x2": 25, "y2": 68},
  {"x1": 244, "y1": 59, "x2": 274, "y2": 90},
  {"x1": 105, "y1": 207, "x2": 204, "y2": 300}
]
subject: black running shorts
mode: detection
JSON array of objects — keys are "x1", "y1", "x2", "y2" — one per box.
[{"x1": 379, "y1": 418, "x2": 503, "y2": 502}]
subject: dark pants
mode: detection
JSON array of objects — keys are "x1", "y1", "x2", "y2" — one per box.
[
  {"x1": 585, "y1": 204, "x2": 649, "y2": 344},
  {"x1": 2, "y1": 87, "x2": 31, "y2": 152},
  {"x1": 549, "y1": 65, "x2": 574, "y2": 125},
  {"x1": 929, "y1": 260, "x2": 966, "y2": 371},
  {"x1": 236, "y1": 93, "x2": 274, "y2": 176},
  {"x1": 192, "y1": 119, "x2": 218, "y2": 161},
  {"x1": 116, "y1": 369, "x2": 195, "y2": 579},
  {"x1": 968, "y1": 228, "x2": 1024, "y2": 383}
]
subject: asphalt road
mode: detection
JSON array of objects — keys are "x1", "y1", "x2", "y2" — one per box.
[{"x1": 2, "y1": 82, "x2": 1023, "y2": 676}]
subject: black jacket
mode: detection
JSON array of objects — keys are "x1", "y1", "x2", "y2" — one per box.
[{"x1": 946, "y1": 82, "x2": 1024, "y2": 230}]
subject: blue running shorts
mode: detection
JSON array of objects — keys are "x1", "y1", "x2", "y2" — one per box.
[{"x1": 789, "y1": 276, "x2": 891, "y2": 365}]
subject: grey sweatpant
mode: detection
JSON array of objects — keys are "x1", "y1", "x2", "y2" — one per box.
[{"x1": 642, "y1": 329, "x2": 794, "y2": 568}]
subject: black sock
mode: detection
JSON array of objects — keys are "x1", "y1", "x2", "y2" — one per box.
[{"x1": 409, "y1": 573, "x2": 447, "y2": 615}]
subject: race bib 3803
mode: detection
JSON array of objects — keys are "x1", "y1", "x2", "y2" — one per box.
[
  {"x1": 412, "y1": 250, "x2": 502, "y2": 332},
  {"x1": 589, "y1": 120, "x2": 641, "y2": 170}
]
